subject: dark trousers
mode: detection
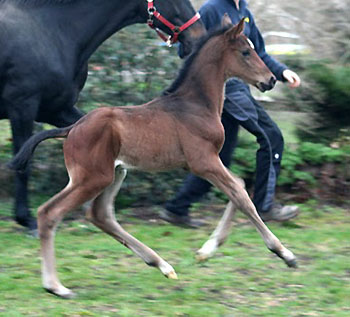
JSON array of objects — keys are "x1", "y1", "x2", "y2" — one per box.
[{"x1": 166, "y1": 95, "x2": 284, "y2": 216}]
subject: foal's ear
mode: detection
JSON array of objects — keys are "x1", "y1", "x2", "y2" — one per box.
[
  {"x1": 221, "y1": 13, "x2": 233, "y2": 28},
  {"x1": 225, "y1": 17, "x2": 245, "y2": 41}
]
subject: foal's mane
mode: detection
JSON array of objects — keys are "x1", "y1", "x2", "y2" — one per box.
[{"x1": 163, "y1": 25, "x2": 231, "y2": 96}]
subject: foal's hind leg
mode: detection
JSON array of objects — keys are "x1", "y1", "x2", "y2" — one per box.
[
  {"x1": 87, "y1": 167, "x2": 178, "y2": 279},
  {"x1": 38, "y1": 180, "x2": 108, "y2": 298},
  {"x1": 196, "y1": 201, "x2": 237, "y2": 261},
  {"x1": 193, "y1": 156, "x2": 297, "y2": 267},
  {"x1": 196, "y1": 178, "x2": 245, "y2": 261}
]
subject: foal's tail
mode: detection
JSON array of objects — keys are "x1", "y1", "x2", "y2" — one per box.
[{"x1": 8, "y1": 126, "x2": 73, "y2": 172}]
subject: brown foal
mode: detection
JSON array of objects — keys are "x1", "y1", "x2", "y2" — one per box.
[{"x1": 10, "y1": 17, "x2": 296, "y2": 298}]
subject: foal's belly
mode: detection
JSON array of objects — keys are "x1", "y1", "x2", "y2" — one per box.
[
  {"x1": 117, "y1": 129, "x2": 187, "y2": 172},
  {"x1": 116, "y1": 143, "x2": 187, "y2": 172}
]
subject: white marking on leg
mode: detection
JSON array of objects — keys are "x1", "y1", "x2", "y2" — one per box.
[
  {"x1": 197, "y1": 202, "x2": 236, "y2": 261},
  {"x1": 197, "y1": 238, "x2": 219, "y2": 260},
  {"x1": 282, "y1": 248, "x2": 295, "y2": 261},
  {"x1": 41, "y1": 230, "x2": 75, "y2": 298},
  {"x1": 158, "y1": 260, "x2": 177, "y2": 279},
  {"x1": 114, "y1": 159, "x2": 134, "y2": 169}
]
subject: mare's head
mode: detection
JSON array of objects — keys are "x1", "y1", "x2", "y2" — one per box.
[
  {"x1": 221, "y1": 16, "x2": 276, "y2": 92},
  {"x1": 142, "y1": 0, "x2": 206, "y2": 56}
]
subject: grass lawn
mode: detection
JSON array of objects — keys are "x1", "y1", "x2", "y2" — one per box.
[{"x1": 0, "y1": 199, "x2": 349, "y2": 316}]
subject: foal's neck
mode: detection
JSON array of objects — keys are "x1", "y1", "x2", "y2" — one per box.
[{"x1": 176, "y1": 37, "x2": 227, "y2": 116}]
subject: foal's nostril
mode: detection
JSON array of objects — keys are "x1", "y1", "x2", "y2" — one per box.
[
  {"x1": 257, "y1": 76, "x2": 276, "y2": 92},
  {"x1": 270, "y1": 76, "x2": 276, "y2": 87}
]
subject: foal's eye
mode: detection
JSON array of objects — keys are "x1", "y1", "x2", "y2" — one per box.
[{"x1": 242, "y1": 50, "x2": 250, "y2": 57}]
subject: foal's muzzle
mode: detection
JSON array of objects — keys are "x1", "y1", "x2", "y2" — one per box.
[{"x1": 256, "y1": 76, "x2": 276, "y2": 92}]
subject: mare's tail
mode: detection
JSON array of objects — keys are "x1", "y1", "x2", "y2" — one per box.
[{"x1": 7, "y1": 126, "x2": 73, "y2": 172}]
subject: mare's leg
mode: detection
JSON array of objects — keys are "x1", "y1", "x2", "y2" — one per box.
[
  {"x1": 7, "y1": 97, "x2": 39, "y2": 230},
  {"x1": 191, "y1": 155, "x2": 297, "y2": 267},
  {"x1": 87, "y1": 167, "x2": 177, "y2": 279}
]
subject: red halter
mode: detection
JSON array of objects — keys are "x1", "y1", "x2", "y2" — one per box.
[{"x1": 147, "y1": 0, "x2": 201, "y2": 46}]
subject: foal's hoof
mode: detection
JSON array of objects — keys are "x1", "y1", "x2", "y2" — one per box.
[
  {"x1": 45, "y1": 287, "x2": 76, "y2": 299},
  {"x1": 196, "y1": 239, "x2": 218, "y2": 262},
  {"x1": 270, "y1": 248, "x2": 297, "y2": 269},
  {"x1": 165, "y1": 271, "x2": 178, "y2": 280},
  {"x1": 285, "y1": 258, "x2": 298, "y2": 268},
  {"x1": 27, "y1": 229, "x2": 39, "y2": 239},
  {"x1": 195, "y1": 252, "x2": 209, "y2": 262}
]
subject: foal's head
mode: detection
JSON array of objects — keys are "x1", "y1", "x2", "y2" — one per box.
[{"x1": 221, "y1": 16, "x2": 276, "y2": 92}]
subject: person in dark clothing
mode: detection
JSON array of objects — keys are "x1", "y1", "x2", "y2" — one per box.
[{"x1": 160, "y1": 0, "x2": 301, "y2": 227}]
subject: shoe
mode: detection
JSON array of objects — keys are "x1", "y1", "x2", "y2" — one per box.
[
  {"x1": 159, "y1": 209, "x2": 204, "y2": 228},
  {"x1": 15, "y1": 214, "x2": 37, "y2": 230},
  {"x1": 260, "y1": 204, "x2": 299, "y2": 222},
  {"x1": 28, "y1": 229, "x2": 39, "y2": 239}
]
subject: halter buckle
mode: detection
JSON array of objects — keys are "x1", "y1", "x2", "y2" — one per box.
[
  {"x1": 147, "y1": 6, "x2": 156, "y2": 15},
  {"x1": 166, "y1": 37, "x2": 173, "y2": 47}
]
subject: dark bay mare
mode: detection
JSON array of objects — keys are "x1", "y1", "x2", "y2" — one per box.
[
  {"x1": 0, "y1": 0, "x2": 205, "y2": 231},
  {"x1": 9, "y1": 18, "x2": 296, "y2": 298}
]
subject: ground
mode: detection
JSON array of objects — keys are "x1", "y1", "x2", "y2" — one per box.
[{"x1": 0, "y1": 198, "x2": 349, "y2": 316}]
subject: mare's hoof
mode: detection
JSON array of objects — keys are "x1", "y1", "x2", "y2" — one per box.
[
  {"x1": 45, "y1": 287, "x2": 76, "y2": 299},
  {"x1": 27, "y1": 229, "x2": 39, "y2": 239}
]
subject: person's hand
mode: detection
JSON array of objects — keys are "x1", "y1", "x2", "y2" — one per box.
[{"x1": 282, "y1": 69, "x2": 301, "y2": 88}]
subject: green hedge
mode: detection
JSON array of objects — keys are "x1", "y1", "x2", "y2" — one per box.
[
  {"x1": 282, "y1": 58, "x2": 350, "y2": 143},
  {"x1": 226, "y1": 139, "x2": 349, "y2": 204}
]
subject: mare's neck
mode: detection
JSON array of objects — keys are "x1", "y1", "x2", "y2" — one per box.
[
  {"x1": 52, "y1": 0, "x2": 145, "y2": 68},
  {"x1": 176, "y1": 39, "x2": 227, "y2": 116}
]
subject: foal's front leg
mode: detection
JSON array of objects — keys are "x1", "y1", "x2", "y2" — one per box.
[
  {"x1": 194, "y1": 157, "x2": 297, "y2": 268},
  {"x1": 87, "y1": 167, "x2": 178, "y2": 279}
]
